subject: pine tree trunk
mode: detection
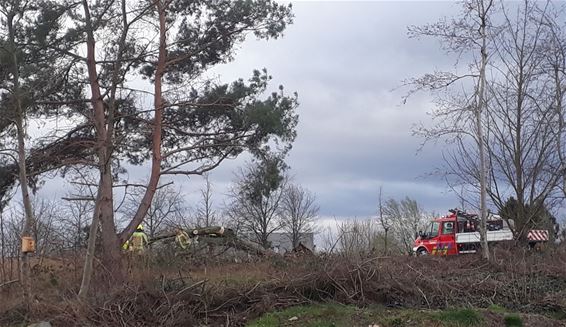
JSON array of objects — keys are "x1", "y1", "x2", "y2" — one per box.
[
  {"x1": 119, "y1": 0, "x2": 166, "y2": 244},
  {"x1": 78, "y1": 185, "x2": 102, "y2": 300},
  {"x1": 98, "y1": 168, "x2": 123, "y2": 280},
  {"x1": 81, "y1": 0, "x2": 124, "y2": 288},
  {"x1": 16, "y1": 119, "x2": 34, "y2": 310},
  {"x1": 7, "y1": 11, "x2": 35, "y2": 310}
]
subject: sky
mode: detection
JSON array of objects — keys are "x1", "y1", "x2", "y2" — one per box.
[
  {"x1": 193, "y1": 1, "x2": 463, "y2": 218},
  {"x1": 30, "y1": 1, "x2": 466, "y2": 223}
]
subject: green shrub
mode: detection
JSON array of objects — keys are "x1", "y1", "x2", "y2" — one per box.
[
  {"x1": 434, "y1": 308, "x2": 483, "y2": 326},
  {"x1": 487, "y1": 304, "x2": 507, "y2": 313},
  {"x1": 504, "y1": 314, "x2": 523, "y2": 327}
]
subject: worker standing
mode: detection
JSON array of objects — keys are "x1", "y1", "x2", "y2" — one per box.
[
  {"x1": 125, "y1": 224, "x2": 149, "y2": 273},
  {"x1": 128, "y1": 224, "x2": 149, "y2": 254}
]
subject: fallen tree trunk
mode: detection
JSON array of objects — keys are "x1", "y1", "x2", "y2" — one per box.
[{"x1": 148, "y1": 226, "x2": 274, "y2": 256}]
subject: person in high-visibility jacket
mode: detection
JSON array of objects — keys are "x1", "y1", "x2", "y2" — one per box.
[
  {"x1": 175, "y1": 228, "x2": 190, "y2": 249},
  {"x1": 127, "y1": 224, "x2": 149, "y2": 253}
]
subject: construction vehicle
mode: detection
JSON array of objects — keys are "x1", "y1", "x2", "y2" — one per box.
[{"x1": 412, "y1": 209, "x2": 549, "y2": 256}]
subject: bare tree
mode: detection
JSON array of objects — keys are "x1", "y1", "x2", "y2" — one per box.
[
  {"x1": 2, "y1": 198, "x2": 63, "y2": 267},
  {"x1": 194, "y1": 174, "x2": 218, "y2": 228},
  {"x1": 120, "y1": 183, "x2": 185, "y2": 239},
  {"x1": 29, "y1": 199, "x2": 60, "y2": 260},
  {"x1": 318, "y1": 223, "x2": 339, "y2": 254},
  {"x1": 482, "y1": 1, "x2": 563, "y2": 240},
  {"x1": 408, "y1": 0, "x2": 495, "y2": 259},
  {"x1": 0, "y1": 190, "x2": 16, "y2": 283},
  {"x1": 226, "y1": 159, "x2": 287, "y2": 249},
  {"x1": 60, "y1": 194, "x2": 93, "y2": 251},
  {"x1": 543, "y1": 7, "x2": 566, "y2": 201},
  {"x1": 382, "y1": 197, "x2": 429, "y2": 254},
  {"x1": 336, "y1": 219, "x2": 385, "y2": 258},
  {"x1": 1, "y1": 212, "x2": 22, "y2": 282},
  {"x1": 377, "y1": 187, "x2": 391, "y2": 255},
  {"x1": 280, "y1": 184, "x2": 319, "y2": 249},
  {"x1": 534, "y1": 4, "x2": 566, "y2": 223},
  {"x1": 426, "y1": 2, "x2": 566, "y2": 242}
]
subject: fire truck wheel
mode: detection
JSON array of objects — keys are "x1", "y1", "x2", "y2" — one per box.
[{"x1": 417, "y1": 248, "x2": 428, "y2": 256}]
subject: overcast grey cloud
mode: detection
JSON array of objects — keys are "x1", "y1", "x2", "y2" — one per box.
[
  {"x1": 31, "y1": 1, "x2": 464, "y2": 220},
  {"x1": 199, "y1": 1, "x2": 463, "y2": 217}
]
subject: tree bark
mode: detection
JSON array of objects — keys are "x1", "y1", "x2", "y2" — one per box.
[
  {"x1": 78, "y1": 184, "x2": 101, "y2": 300},
  {"x1": 119, "y1": 0, "x2": 166, "y2": 244},
  {"x1": 476, "y1": 0, "x2": 491, "y2": 261},
  {"x1": 82, "y1": 0, "x2": 124, "y2": 285},
  {"x1": 16, "y1": 118, "x2": 34, "y2": 309},
  {"x1": 79, "y1": 0, "x2": 135, "y2": 296},
  {"x1": 7, "y1": 11, "x2": 35, "y2": 310}
]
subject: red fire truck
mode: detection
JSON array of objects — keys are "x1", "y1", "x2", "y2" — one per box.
[{"x1": 412, "y1": 209, "x2": 549, "y2": 256}]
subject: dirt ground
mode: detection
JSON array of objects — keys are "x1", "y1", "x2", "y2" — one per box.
[{"x1": 2, "y1": 247, "x2": 566, "y2": 326}]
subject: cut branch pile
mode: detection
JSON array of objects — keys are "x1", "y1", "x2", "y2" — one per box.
[{"x1": 4, "y1": 249, "x2": 566, "y2": 326}]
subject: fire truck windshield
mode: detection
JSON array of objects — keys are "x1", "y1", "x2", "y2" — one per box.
[{"x1": 427, "y1": 221, "x2": 439, "y2": 238}]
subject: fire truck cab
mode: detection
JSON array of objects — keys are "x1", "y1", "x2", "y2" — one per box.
[{"x1": 413, "y1": 215, "x2": 460, "y2": 256}]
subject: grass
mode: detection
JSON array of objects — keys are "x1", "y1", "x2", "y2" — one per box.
[
  {"x1": 247, "y1": 304, "x2": 488, "y2": 327},
  {"x1": 487, "y1": 304, "x2": 507, "y2": 314},
  {"x1": 433, "y1": 308, "x2": 483, "y2": 326},
  {"x1": 488, "y1": 304, "x2": 525, "y2": 327},
  {"x1": 248, "y1": 304, "x2": 360, "y2": 327},
  {"x1": 503, "y1": 314, "x2": 523, "y2": 327}
]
